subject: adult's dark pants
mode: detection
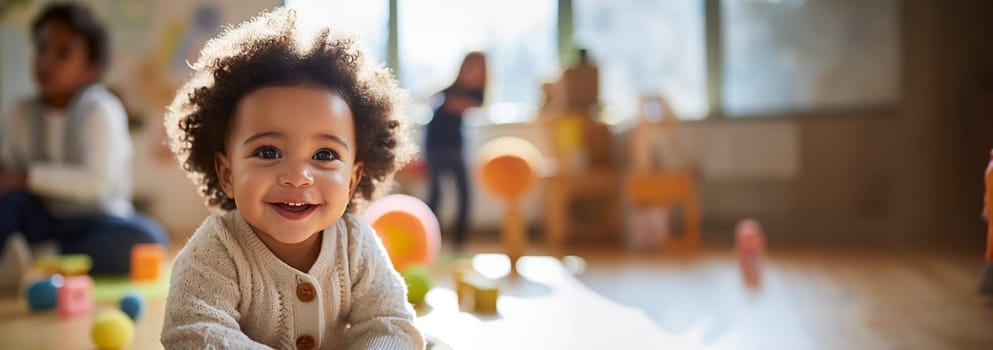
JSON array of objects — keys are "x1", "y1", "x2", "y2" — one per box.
[
  {"x1": 0, "y1": 190, "x2": 168, "y2": 274},
  {"x1": 425, "y1": 148, "x2": 470, "y2": 248}
]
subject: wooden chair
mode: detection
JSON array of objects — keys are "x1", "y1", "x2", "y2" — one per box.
[
  {"x1": 627, "y1": 172, "x2": 700, "y2": 252},
  {"x1": 626, "y1": 96, "x2": 700, "y2": 253},
  {"x1": 542, "y1": 114, "x2": 623, "y2": 253}
]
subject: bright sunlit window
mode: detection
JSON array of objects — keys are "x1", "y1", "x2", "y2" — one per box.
[
  {"x1": 398, "y1": 0, "x2": 559, "y2": 125},
  {"x1": 574, "y1": 0, "x2": 708, "y2": 122},
  {"x1": 284, "y1": 0, "x2": 389, "y2": 66},
  {"x1": 721, "y1": 0, "x2": 900, "y2": 117}
]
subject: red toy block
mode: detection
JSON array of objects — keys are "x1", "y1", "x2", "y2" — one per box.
[
  {"x1": 131, "y1": 244, "x2": 166, "y2": 281},
  {"x1": 57, "y1": 275, "x2": 93, "y2": 318}
]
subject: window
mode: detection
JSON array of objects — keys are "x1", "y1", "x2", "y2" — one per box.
[
  {"x1": 574, "y1": 0, "x2": 708, "y2": 122},
  {"x1": 283, "y1": 0, "x2": 902, "y2": 122},
  {"x1": 721, "y1": 0, "x2": 900, "y2": 117},
  {"x1": 398, "y1": 0, "x2": 559, "y2": 124},
  {"x1": 284, "y1": 0, "x2": 389, "y2": 65}
]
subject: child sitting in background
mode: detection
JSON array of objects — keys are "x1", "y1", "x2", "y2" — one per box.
[
  {"x1": 0, "y1": 2, "x2": 167, "y2": 288},
  {"x1": 161, "y1": 8, "x2": 423, "y2": 349}
]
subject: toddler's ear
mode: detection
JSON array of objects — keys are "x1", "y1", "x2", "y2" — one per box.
[
  {"x1": 348, "y1": 162, "x2": 364, "y2": 198},
  {"x1": 215, "y1": 153, "x2": 235, "y2": 198}
]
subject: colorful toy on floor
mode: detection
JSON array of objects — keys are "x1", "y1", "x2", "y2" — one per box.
[
  {"x1": 92, "y1": 271, "x2": 171, "y2": 303},
  {"x1": 457, "y1": 271, "x2": 500, "y2": 314},
  {"x1": 119, "y1": 292, "x2": 145, "y2": 320},
  {"x1": 26, "y1": 275, "x2": 63, "y2": 311},
  {"x1": 452, "y1": 259, "x2": 474, "y2": 304},
  {"x1": 400, "y1": 264, "x2": 432, "y2": 306},
  {"x1": 735, "y1": 219, "x2": 766, "y2": 288},
  {"x1": 130, "y1": 243, "x2": 166, "y2": 281},
  {"x1": 361, "y1": 194, "x2": 441, "y2": 272},
  {"x1": 35, "y1": 254, "x2": 92, "y2": 276},
  {"x1": 476, "y1": 137, "x2": 542, "y2": 274},
  {"x1": 91, "y1": 309, "x2": 134, "y2": 350},
  {"x1": 57, "y1": 275, "x2": 94, "y2": 318}
]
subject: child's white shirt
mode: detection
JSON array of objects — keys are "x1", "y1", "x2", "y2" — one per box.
[
  {"x1": 0, "y1": 86, "x2": 134, "y2": 217},
  {"x1": 42, "y1": 110, "x2": 67, "y2": 163}
]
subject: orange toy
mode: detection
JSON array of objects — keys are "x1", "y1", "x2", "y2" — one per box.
[
  {"x1": 735, "y1": 219, "x2": 765, "y2": 288},
  {"x1": 477, "y1": 137, "x2": 542, "y2": 273},
  {"x1": 477, "y1": 138, "x2": 542, "y2": 200},
  {"x1": 131, "y1": 244, "x2": 166, "y2": 281},
  {"x1": 361, "y1": 194, "x2": 441, "y2": 272}
]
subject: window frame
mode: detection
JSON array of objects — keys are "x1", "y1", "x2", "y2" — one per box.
[{"x1": 286, "y1": 0, "x2": 902, "y2": 121}]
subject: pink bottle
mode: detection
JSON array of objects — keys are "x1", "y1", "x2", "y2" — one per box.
[
  {"x1": 735, "y1": 219, "x2": 765, "y2": 288},
  {"x1": 985, "y1": 149, "x2": 993, "y2": 261}
]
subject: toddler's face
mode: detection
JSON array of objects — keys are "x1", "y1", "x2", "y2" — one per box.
[
  {"x1": 33, "y1": 20, "x2": 98, "y2": 106},
  {"x1": 216, "y1": 85, "x2": 363, "y2": 245}
]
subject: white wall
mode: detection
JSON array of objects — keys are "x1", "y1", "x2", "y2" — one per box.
[{"x1": 0, "y1": 25, "x2": 32, "y2": 116}]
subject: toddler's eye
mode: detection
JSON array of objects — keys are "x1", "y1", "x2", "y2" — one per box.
[
  {"x1": 254, "y1": 147, "x2": 281, "y2": 159},
  {"x1": 313, "y1": 149, "x2": 338, "y2": 161}
]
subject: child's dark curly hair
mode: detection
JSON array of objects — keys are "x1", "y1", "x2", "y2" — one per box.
[
  {"x1": 32, "y1": 2, "x2": 110, "y2": 74},
  {"x1": 165, "y1": 8, "x2": 415, "y2": 212}
]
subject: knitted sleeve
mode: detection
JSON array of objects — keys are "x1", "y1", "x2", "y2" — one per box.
[
  {"x1": 344, "y1": 216, "x2": 425, "y2": 350},
  {"x1": 161, "y1": 216, "x2": 271, "y2": 349}
]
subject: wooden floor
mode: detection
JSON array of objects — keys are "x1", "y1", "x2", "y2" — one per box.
[
  {"x1": 0, "y1": 244, "x2": 990, "y2": 349},
  {"x1": 575, "y1": 246, "x2": 993, "y2": 350}
]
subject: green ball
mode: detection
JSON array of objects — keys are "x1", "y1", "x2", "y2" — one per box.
[
  {"x1": 401, "y1": 264, "x2": 432, "y2": 305},
  {"x1": 91, "y1": 309, "x2": 134, "y2": 350}
]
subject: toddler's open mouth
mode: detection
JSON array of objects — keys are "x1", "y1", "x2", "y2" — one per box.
[{"x1": 269, "y1": 202, "x2": 318, "y2": 220}]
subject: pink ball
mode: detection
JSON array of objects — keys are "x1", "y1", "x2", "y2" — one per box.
[{"x1": 361, "y1": 194, "x2": 441, "y2": 271}]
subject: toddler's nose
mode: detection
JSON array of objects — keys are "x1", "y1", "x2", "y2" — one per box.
[{"x1": 279, "y1": 163, "x2": 314, "y2": 188}]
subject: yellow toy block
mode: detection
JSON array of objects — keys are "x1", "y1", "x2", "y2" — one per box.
[
  {"x1": 35, "y1": 254, "x2": 92, "y2": 276},
  {"x1": 457, "y1": 272, "x2": 500, "y2": 315},
  {"x1": 452, "y1": 259, "x2": 473, "y2": 303},
  {"x1": 472, "y1": 284, "x2": 499, "y2": 314}
]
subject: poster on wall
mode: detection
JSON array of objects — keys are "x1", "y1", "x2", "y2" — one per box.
[
  {"x1": 104, "y1": 0, "x2": 279, "y2": 117},
  {"x1": 0, "y1": 0, "x2": 278, "y2": 121}
]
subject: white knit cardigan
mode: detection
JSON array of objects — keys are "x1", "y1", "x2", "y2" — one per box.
[{"x1": 161, "y1": 210, "x2": 424, "y2": 349}]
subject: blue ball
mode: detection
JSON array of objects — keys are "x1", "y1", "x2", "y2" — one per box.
[
  {"x1": 119, "y1": 292, "x2": 144, "y2": 320},
  {"x1": 26, "y1": 275, "x2": 63, "y2": 311}
]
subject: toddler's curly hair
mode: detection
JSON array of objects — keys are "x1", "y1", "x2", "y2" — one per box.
[{"x1": 165, "y1": 8, "x2": 414, "y2": 212}]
